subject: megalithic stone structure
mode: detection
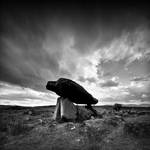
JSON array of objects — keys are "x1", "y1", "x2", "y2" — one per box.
[
  {"x1": 53, "y1": 97, "x2": 77, "y2": 121},
  {"x1": 46, "y1": 78, "x2": 98, "y2": 105}
]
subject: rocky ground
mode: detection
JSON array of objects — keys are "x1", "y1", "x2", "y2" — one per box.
[{"x1": 0, "y1": 105, "x2": 150, "y2": 150}]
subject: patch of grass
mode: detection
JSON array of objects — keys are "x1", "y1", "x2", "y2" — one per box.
[
  {"x1": 124, "y1": 121, "x2": 150, "y2": 138},
  {"x1": 0, "y1": 120, "x2": 8, "y2": 132},
  {"x1": 83, "y1": 143, "x2": 101, "y2": 150},
  {"x1": 78, "y1": 125, "x2": 109, "y2": 145},
  {"x1": 85, "y1": 126, "x2": 103, "y2": 143},
  {"x1": 0, "y1": 132, "x2": 8, "y2": 145},
  {"x1": 7, "y1": 120, "x2": 33, "y2": 136},
  {"x1": 0, "y1": 117, "x2": 33, "y2": 136}
]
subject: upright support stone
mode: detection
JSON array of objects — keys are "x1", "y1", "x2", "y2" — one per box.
[
  {"x1": 53, "y1": 97, "x2": 97, "y2": 122},
  {"x1": 53, "y1": 97, "x2": 61, "y2": 120},
  {"x1": 53, "y1": 97, "x2": 77, "y2": 121}
]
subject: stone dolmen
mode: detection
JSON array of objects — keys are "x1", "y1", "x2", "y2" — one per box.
[{"x1": 46, "y1": 78, "x2": 98, "y2": 121}]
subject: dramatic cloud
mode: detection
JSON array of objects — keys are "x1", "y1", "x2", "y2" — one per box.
[
  {"x1": 78, "y1": 76, "x2": 97, "y2": 84},
  {"x1": 100, "y1": 77, "x2": 119, "y2": 87},
  {"x1": 131, "y1": 74, "x2": 150, "y2": 82},
  {"x1": 100, "y1": 81, "x2": 119, "y2": 87},
  {"x1": 0, "y1": 1, "x2": 150, "y2": 106},
  {"x1": 0, "y1": 82, "x2": 57, "y2": 106}
]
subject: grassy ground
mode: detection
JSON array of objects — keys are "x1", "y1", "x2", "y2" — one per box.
[{"x1": 0, "y1": 105, "x2": 150, "y2": 150}]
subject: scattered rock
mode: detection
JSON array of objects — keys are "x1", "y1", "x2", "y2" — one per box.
[
  {"x1": 90, "y1": 116, "x2": 95, "y2": 120},
  {"x1": 113, "y1": 103, "x2": 122, "y2": 111},
  {"x1": 24, "y1": 116, "x2": 30, "y2": 121},
  {"x1": 28, "y1": 111, "x2": 32, "y2": 115},
  {"x1": 84, "y1": 118, "x2": 104, "y2": 128},
  {"x1": 71, "y1": 126, "x2": 76, "y2": 130},
  {"x1": 76, "y1": 106, "x2": 95, "y2": 122},
  {"x1": 75, "y1": 138, "x2": 81, "y2": 142},
  {"x1": 38, "y1": 119, "x2": 43, "y2": 124}
]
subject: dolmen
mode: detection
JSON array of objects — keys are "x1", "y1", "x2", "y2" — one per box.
[{"x1": 46, "y1": 78, "x2": 98, "y2": 121}]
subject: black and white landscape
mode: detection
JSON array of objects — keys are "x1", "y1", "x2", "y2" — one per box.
[{"x1": 0, "y1": 1, "x2": 150, "y2": 150}]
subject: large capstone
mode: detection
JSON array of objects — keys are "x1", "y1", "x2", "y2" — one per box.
[{"x1": 46, "y1": 78, "x2": 98, "y2": 105}]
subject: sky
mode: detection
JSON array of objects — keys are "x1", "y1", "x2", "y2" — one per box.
[{"x1": 0, "y1": 1, "x2": 150, "y2": 106}]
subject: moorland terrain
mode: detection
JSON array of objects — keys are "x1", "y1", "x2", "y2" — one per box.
[{"x1": 0, "y1": 105, "x2": 150, "y2": 150}]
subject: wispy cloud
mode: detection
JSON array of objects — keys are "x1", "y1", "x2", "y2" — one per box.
[
  {"x1": 0, "y1": 2, "x2": 150, "y2": 106},
  {"x1": 100, "y1": 77, "x2": 119, "y2": 87},
  {"x1": 131, "y1": 74, "x2": 150, "y2": 82},
  {"x1": 0, "y1": 82, "x2": 57, "y2": 106},
  {"x1": 96, "y1": 27, "x2": 150, "y2": 72}
]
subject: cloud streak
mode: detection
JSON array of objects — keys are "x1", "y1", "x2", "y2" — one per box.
[
  {"x1": 131, "y1": 74, "x2": 150, "y2": 82},
  {"x1": 0, "y1": 82, "x2": 57, "y2": 106},
  {"x1": 0, "y1": 1, "x2": 150, "y2": 106},
  {"x1": 100, "y1": 77, "x2": 119, "y2": 87}
]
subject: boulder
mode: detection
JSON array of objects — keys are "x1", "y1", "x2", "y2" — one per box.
[
  {"x1": 113, "y1": 103, "x2": 122, "y2": 111},
  {"x1": 46, "y1": 78, "x2": 98, "y2": 105}
]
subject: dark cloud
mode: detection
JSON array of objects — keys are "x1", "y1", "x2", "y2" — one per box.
[
  {"x1": 78, "y1": 76, "x2": 96, "y2": 83},
  {"x1": 100, "y1": 80, "x2": 119, "y2": 87},
  {"x1": 103, "y1": 72, "x2": 112, "y2": 77},
  {"x1": 130, "y1": 74, "x2": 150, "y2": 82},
  {"x1": 0, "y1": 22, "x2": 61, "y2": 91},
  {"x1": 0, "y1": 1, "x2": 150, "y2": 91},
  {"x1": 96, "y1": 59, "x2": 129, "y2": 80}
]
